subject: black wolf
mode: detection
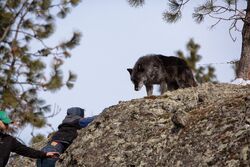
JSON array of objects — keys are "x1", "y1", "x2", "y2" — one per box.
[{"x1": 127, "y1": 54, "x2": 197, "y2": 96}]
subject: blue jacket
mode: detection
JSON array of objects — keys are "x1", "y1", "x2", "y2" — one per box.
[{"x1": 79, "y1": 116, "x2": 97, "y2": 128}]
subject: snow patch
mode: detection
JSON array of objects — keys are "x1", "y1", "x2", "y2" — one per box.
[{"x1": 231, "y1": 78, "x2": 250, "y2": 85}]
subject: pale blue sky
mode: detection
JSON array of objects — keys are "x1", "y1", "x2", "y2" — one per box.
[{"x1": 18, "y1": 0, "x2": 243, "y2": 143}]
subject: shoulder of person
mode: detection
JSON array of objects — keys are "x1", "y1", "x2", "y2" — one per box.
[
  {"x1": 1, "y1": 132, "x2": 12, "y2": 138},
  {"x1": 0, "y1": 133, "x2": 16, "y2": 142}
]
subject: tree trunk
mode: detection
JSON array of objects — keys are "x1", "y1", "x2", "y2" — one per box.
[{"x1": 237, "y1": 0, "x2": 250, "y2": 80}]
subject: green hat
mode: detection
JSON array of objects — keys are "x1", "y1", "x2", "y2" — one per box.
[{"x1": 0, "y1": 111, "x2": 12, "y2": 124}]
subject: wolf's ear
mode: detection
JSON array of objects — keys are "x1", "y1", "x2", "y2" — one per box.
[{"x1": 127, "y1": 68, "x2": 133, "y2": 75}]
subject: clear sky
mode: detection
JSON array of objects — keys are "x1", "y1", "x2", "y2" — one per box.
[{"x1": 18, "y1": 0, "x2": 244, "y2": 143}]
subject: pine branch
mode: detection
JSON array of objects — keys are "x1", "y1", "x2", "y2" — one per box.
[
  {"x1": 127, "y1": 0, "x2": 145, "y2": 7},
  {"x1": 163, "y1": 11, "x2": 182, "y2": 23},
  {"x1": 163, "y1": 0, "x2": 190, "y2": 23},
  {"x1": 0, "y1": 0, "x2": 29, "y2": 42}
]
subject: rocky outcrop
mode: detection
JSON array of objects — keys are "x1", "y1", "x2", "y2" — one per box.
[{"x1": 8, "y1": 83, "x2": 250, "y2": 167}]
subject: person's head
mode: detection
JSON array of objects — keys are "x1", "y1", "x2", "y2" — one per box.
[{"x1": 0, "y1": 111, "x2": 12, "y2": 131}]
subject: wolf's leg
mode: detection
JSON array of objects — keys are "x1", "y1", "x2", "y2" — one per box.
[
  {"x1": 176, "y1": 79, "x2": 186, "y2": 88},
  {"x1": 177, "y1": 71, "x2": 192, "y2": 88},
  {"x1": 160, "y1": 81, "x2": 167, "y2": 94},
  {"x1": 145, "y1": 84, "x2": 153, "y2": 96},
  {"x1": 183, "y1": 69, "x2": 198, "y2": 87},
  {"x1": 188, "y1": 75, "x2": 198, "y2": 87},
  {"x1": 167, "y1": 80, "x2": 179, "y2": 91}
]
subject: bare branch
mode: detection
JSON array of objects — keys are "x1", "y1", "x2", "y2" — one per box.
[
  {"x1": 210, "y1": 18, "x2": 222, "y2": 29},
  {"x1": 0, "y1": 25, "x2": 11, "y2": 42},
  {"x1": 13, "y1": 1, "x2": 30, "y2": 41},
  {"x1": 44, "y1": 104, "x2": 61, "y2": 119},
  {"x1": 229, "y1": 20, "x2": 238, "y2": 41},
  {"x1": 10, "y1": 29, "x2": 51, "y2": 48}
]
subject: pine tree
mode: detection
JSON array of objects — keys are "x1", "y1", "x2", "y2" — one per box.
[
  {"x1": 128, "y1": 0, "x2": 250, "y2": 80},
  {"x1": 176, "y1": 39, "x2": 217, "y2": 83},
  {"x1": 0, "y1": 0, "x2": 81, "y2": 130}
]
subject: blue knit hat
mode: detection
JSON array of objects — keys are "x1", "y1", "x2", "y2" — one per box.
[{"x1": 67, "y1": 107, "x2": 85, "y2": 117}]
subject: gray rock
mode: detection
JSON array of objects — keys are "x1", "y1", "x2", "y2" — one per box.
[{"x1": 9, "y1": 83, "x2": 250, "y2": 167}]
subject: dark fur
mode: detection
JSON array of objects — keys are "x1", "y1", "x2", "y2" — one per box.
[{"x1": 127, "y1": 54, "x2": 197, "y2": 96}]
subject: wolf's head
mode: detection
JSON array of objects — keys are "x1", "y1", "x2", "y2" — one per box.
[{"x1": 127, "y1": 64, "x2": 146, "y2": 91}]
